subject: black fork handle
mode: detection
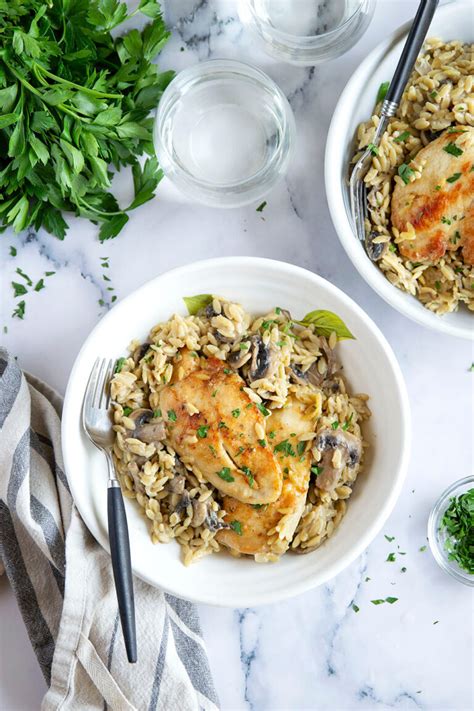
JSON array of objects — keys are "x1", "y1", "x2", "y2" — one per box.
[
  {"x1": 385, "y1": 0, "x2": 439, "y2": 107},
  {"x1": 108, "y1": 481, "x2": 137, "y2": 663}
]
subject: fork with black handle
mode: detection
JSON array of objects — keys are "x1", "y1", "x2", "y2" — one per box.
[
  {"x1": 350, "y1": 0, "x2": 439, "y2": 260},
  {"x1": 82, "y1": 358, "x2": 137, "y2": 664}
]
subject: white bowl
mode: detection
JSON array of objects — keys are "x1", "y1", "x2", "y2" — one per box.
[
  {"x1": 62, "y1": 257, "x2": 410, "y2": 606},
  {"x1": 325, "y1": 1, "x2": 474, "y2": 341}
]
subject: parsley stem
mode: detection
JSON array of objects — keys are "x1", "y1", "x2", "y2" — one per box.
[
  {"x1": 33, "y1": 63, "x2": 123, "y2": 99},
  {"x1": 77, "y1": 197, "x2": 125, "y2": 217}
]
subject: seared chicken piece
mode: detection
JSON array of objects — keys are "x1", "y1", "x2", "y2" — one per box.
[
  {"x1": 391, "y1": 126, "x2": 474, "y2": 265},
  {"x1": 217, "y1": 397, "x2": 315, "y2": 558},
  {"x1": 159, "y1": 356, "x2": 282, "y2": 505}
]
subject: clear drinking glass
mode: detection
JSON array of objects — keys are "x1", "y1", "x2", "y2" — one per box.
[
  {"x1": 154, "y1": 60, "x2": 295, "y2": 208},
  {"x1": 238, "y1": 0, "x2": 376, "y2": 65},
  {"x1": 428, "y1": 476, "x2": 474, "y2": 587}
]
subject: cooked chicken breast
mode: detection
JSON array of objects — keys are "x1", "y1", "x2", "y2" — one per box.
[
  {"x1": 159, "y1": 355, "x2": 282, "y2": 505},
  {"x1": 216, "y1": 397, "x2": 315, "y2": 558},
  {"x1": 391, "y1": 126, "x2": 474, "y2": 265}
]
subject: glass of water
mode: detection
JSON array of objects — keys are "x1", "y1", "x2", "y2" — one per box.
[
  {"x1": 239, "y1": 0, "x2": 376, "y2": 65},
  {"x1": 154, "y1": 60, "x2": 295, "y2": 208}
]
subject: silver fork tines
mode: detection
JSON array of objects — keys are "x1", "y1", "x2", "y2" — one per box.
[{"x1": 82, "y1": 357, "x2": 116, "y2": 466}]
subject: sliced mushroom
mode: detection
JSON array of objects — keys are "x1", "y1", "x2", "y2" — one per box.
[
  {"x1": 172, "y1": 490, "x2": 191, "y2": 515},
  {"x1": 313, "y1": 427, "x2": 362, "y2": 492},
  {"x1": 205, "y1": 507, "x2": 229, "y2": 532},
  {"x1": 133, "y1": 342, "x2": 151, "y2": 363},
  {"x1": 365, "y1": 231, "x2": 388, "y2": 262},
  {"x1": 227, "y1": 341, "x2": 252, "y2": 369},
  {"x1": 248, "y1": 335, "x2": 277, "y2": 382},
  {"x1": 129, "y1": 408, "x2": 166, "y2": 443},
  {"x1": 165, "y1": 474, "x2": 186, "y2": 495},
  {"x1": 289, "y1": 338, "x2": 340, "y2": 389}
]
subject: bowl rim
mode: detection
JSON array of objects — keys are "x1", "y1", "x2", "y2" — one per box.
[
  {"x1": 62, "y1": 256, "x2": 411, "y2": 606},
  {"x1": 324, "y1": 1, "x2": 474, "y2": 341},
  {"x1": 427, "y1": 475, "x2": 474, "y2": 587}
]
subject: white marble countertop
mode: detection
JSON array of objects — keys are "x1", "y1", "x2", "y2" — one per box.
[{"x1": 0, "y1": 1, "x2": 472, "y2": 709}]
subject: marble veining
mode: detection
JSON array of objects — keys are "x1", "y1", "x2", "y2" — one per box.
[{"x1": 0, "y1": 2, "x2": 472, "y2": 710}]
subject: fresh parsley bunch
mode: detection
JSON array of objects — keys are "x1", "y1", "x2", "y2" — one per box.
[{"x1": 0, "y1": 0, "x2": 174, "y2": 240}]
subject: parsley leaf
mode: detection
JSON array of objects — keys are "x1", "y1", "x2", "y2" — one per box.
[
  {"x1": 443, "y1": 142, "x2": 463, "y2": 157},
  {"x1": 230, "y1": 520, "x2": 243, "y2": 535},
  {"x1": 217, "y1": 467, "x2": 234, "y2": 482}
]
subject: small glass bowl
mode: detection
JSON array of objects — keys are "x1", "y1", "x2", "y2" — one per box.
[
  {"x1": 238, "y1": 0, "x2": 376, "y2": 65},
  {"x1": 154, "y1": 60, "x2": 295, "y2": 208},
  {"x1": 428, "y1": 476, "x2": 474, "y2": 587}
]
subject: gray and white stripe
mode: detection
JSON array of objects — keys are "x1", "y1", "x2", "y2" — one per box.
[{"x1": 0, "y1": 348, "x2": 219, "y2": 711}]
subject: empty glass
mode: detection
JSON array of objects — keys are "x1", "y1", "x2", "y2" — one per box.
[{"x1": 239, "y1": 0, "x2": 376, "y2": 65}]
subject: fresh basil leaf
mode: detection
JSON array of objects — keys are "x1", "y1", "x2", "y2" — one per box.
[
  {"x1": 299, "y1": 310, "x2": 355, "y2": 340},
  {"x1": 183, "y1": 294, "x2": 213, "y2": 316}
]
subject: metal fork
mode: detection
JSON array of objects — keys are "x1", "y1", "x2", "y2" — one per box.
[
  {"x1": 350, "y1": 0, "x2": 439, "y2": 261},
  {"x1": 82, "y1": 357, "x2": 137, "y2": 664}
]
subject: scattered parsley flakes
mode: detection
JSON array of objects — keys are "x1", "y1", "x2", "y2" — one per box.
[
  {"x1": 311, "y1": 466, "x2": 323, "y2": 476},
  {"x1": 167, "y1": 409, "x2": 177, "y2": 422},
  {"x1": 34, "y1": 279, "x2": 45, "y2": 292},
  {"x1": 123, "y1": 407, "x2": 133, "y2": 417},
  {"x1": 386, "y1": 553, "x2": 396, "y2": 562},
  {"x1": 232, "y1": 408, "x2": 241, "y2": 418},
  {"x1": 368, "y1": 142, "x2": 378, "y2": 156},
  {"x1": 257, "y1": 403, "x2": 271, "y2": 417},
  {"x1": 256, "y1": 201, "x2": 267, "y2": 213},
  {"x1": 197, "y1": 425, "x2": 209, "y2": 439},
  {"x1": 297, "y1": 441, "x2": 306, "y2": 456},
  {"x1": 401, "y1": 567, "x2": 407, "y2": 573},
  {"x1": 268, "y1": 430, "x2": 276, "y2": 439},
  {"x1": 386, "y1": 597, "x2": 398, "y2": 604},
  {"x1": 371, "y1": 599, "x2": 385, "y2": 605},
  {"x1": 218, "y1": 467, "x2": 234, "y2": 483},
  {"x1": 223, "y1": 368, "x2": 231, "y2": 375},
  {"x1": 230, "y1": 520, "x2": 243, "y2": 535},
  {"x1": 45, "y1": 271, "x2": 56, "y2": 277},
  {"x1": 376, "y1": 81, "x2": 390, "y2": 103},
  {"x1": 16, "y1": 268, "x2": 32, "y2": 286},
  {"x1": 446, "y1": 172, "x2": 462, "y2": 183},
  {"x1": 274, "y1": 439, "x2": 296, "y2": 457},
  {"x1": 443, "y1": 142, "x2": 463, "y2": 157},
  {"x1": 434, "y1": 280, "x2": 441, "y2": 291},
  {"x1": 435, "y1": 185, "x2": 441, "y2": 191},
  {"x1": 257, "y1": 439, "x2": 266, "y2": 448},
  {"x1": 352, "y1": 604, "x2": 360, "y2": 613},
  {"x1": 342, "y1": 413, "x2": 353, "y2": 431},
  {"x1": 242, "y1": 467, "x2": 255, "y2": 487},
  {"x1": 331, "y1": 420, "x2": 339, "y2": 430},
  {"x1": 114, "y1": 357, "x2": 126, "y2": 373},
  {"x1": 398, "y1": 163, "x2": 415, "y2": 185},
  {"x1": 153, "y1": 409, "x2": 162, "y2": 418},
  {"x1": 469, "y1": 363, "x2": 474, "y2": 372},
  {"x1": 384, "y1": 535, "x2": 395, "y2": 542},
  {"x1": 12, "y1": 300, "x2": 25, "y2": 320},
  {"x1": 12, "y1": 281, "x2": 27, "y2": 298},
  {"x1": 394, "y1": 130, "x2": 411, "y2": 143},
  {"x1": 9, "y1": 246, "x2": 17, "y2": 257},
  {"x1": 433, "y1": 620, "x2": 439, "y2": 625}
]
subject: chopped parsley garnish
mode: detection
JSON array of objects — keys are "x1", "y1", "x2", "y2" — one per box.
[
  {"x1": 167, "y1": 409, "x2": 177, "y2": 422},
  {"x1": 441, "y1": 216, "x2": 451, "y2": 225},
  {"x1": 451, "y1": 231, "x2": 461, "y2": 244},
  {"x1": 252, "y1": 503, "x2": 266, "y2": 510},
  {"x1": 439, "y1": 488, "x2": 474, "y2": 573},
  {"x1": 419, "y1": 545, "x2": 427, "y2": 552},
  {"x1": 197, "y1": 425, "x2": 209, "y2": 439},
  {"x1": 123, "y1": 407, "x2": 133, "y2": 417},
  {"x1": 16, "y1": 268, "x2": 32, "y2": 286},
  {"x1": 434, "y1": 281, "x2": 441, "y2": 291},
  {"x1": 256, "y1": 200, "x2": 267, "y2": 213},
  {"x1": 388, "y1": 243, "x2": 397, "y2": 253},
  {"x1": 311, "y1": 466, "x2": 323, "y2": 476},
  {"x1": 268, "y1": 430, "x2": 276, "y2": 439},
  {"x1": 235, "y1": 446, "x2": 245, "y2": 456},
  {"x1": 242, "y1": 467, "x2": 255, "y2": 487},
  {"x1": 376, "y1": 81, "x2": 390, "y2": 103},
  {"x1": 34, "y1": 279, "x2": 45, "y2": 292},
  {"x1": 209, "y1": 444, "x2": 217, "y2": 457},
  {"x1": 153, "y1": 409, "x2": 162, "y2": 418},
  {"x1": 217, "y1": 467, "x2": 234, "y2": 482},
  {"x1": 435, "y1": 185, "x2": 441, "y2": 191},
  {"x1": 274, "y1": 439, "x2": 296, "y2": 457},
  {"x1": 398, "y1": 163, "x2": 415, "y2": 184},
  {"x1": 331, "y1": 420, "x2": 339, "y2": 430},
  {"x1": 12, "y1": 282, "x2": 27, "y2": 298},
  {"x1": 115, "y1": 357, "x2": 126, "y2": 373},
  {"x1": 367, "y1": 142, "x2": 378, "y2": 156},
  {"x1": 352, "y1": 604, "x2": 360, "y2": 613},
  {"x1": 443, "y1": 142, "x2": 463, "y2": 157},
  {"x1": 342, "y1": 413, "x2": 353, "y2": 431},
  {"x1": 232, "y1": 408, "x2": 241, "y2": 418},
  {"x1": 429, "y1": 90, "x2": 438, "y2": 99},
  {"x1": 212, "y1": 389, "x2": 217, "y2": 397},
  {"x1": 9, "y1": 246, "x2": 17, "y2": 257},
  {"x1": 218, "y1": 421, "x2": 228, "y2": 430},
  {"x1": 446, "y1": 172, "x2": 462, "y2": 183},
  {"x1": 239, "y1": 342, "x2": 250, "y2": 350},
  {"x1": 230, "y1": 520, "x2": 243, "y2": 535},
  {"x1": 275, "y1": 307, "x2": 281, "y2": 315},
  {"x1": 371, "y1": 599, "x2": 385, "y2": 605},
  {"x1": 386, "y1": 553, "x2": 396, "y2": 563},
  {"x1": 469, "y1": 363, "x2": 474, "y2": 372},
  {"x1": 257, "y1": 403, "x2": 271, "y2": 417},
  {"x1": 394, "y1": 131, "x2": 411, "y2": 143},
  {"x1": 384, "y1": 535, "x2": 395, "y2": 542},
  {"x1": 12, "y1": 300, "x2": 25, "y2": 320},
  {"x1": 257, "y1": 439, "x2": 266, "y2": 448},
  {"x1": 386, "y1": 597, "x2": 398, "y2": 604},
  {"x1": 297, "y1": 441, "x2": 307, "y2": 456},
  {"x1": 223, "y1": 368, "x2": 231, "y2": 374},
  {"x1": 401, "y1": 567, "x2": 407, "y2": 573}
]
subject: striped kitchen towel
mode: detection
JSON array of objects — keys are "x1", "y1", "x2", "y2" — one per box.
[{"x1": 0, "y1": 348, "x2": 219, "y2": 711}]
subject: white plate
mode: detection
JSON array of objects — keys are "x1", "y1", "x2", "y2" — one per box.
[
  {"x1": 325, "y1": 1, "x2": 474, "y2": 340},
  {"x1": 62, "y1": 257, "x2": 410, "y2": 606}
]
